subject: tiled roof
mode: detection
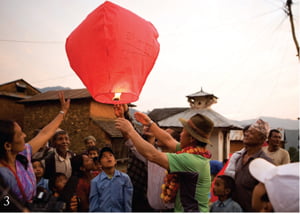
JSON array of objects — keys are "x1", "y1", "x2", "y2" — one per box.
[
  {"x1": 19, "y1": 88, "x2": 91, "y2": 102},
  {"x1": 148, "y1": 107, "x2": 188, "y2": 122},
  {"x1": 19, "y1": 88, "x2": 138, "y2": 106}
]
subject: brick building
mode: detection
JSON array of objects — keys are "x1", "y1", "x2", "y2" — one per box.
[{"x1": 19, "y1": 89, "x2": 129, "y2": 159}]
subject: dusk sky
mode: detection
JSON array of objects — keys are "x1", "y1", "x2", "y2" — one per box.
[{"x1": 0, "y1": 0, "x2": 299, "y2": 120}]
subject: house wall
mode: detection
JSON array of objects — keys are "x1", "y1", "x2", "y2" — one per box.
[
  {"x1": 0, "y1": 96, "x2": 24, "y2": 127},
  {"x1": 23, "y1": 99, "x2": 110, "y2": 154},
  {"x1": 209, "y1": 129, "x2": 221, "y2": 160},
  {"x1": 90, "y1": 101, "x2": 115, "y2": 119},
  {"x1": 208, "y1": 128, "x2": 231, "y2": 161}
]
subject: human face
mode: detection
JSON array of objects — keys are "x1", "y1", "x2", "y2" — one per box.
[
  {"x1": 53, "y1": 134, "x2": 70, "y2": 154},
  {"x1": 32, "y1": 161, "x2": 44, "y2": 178},
  {"x1": 268, "y1": 131, "x2": 281, "y2": 150},
  {"x1": 243, "y1": 128, "x2": 265, "y2": 146},
  {"x1": 213, "y1": 177, "x2": 226, "y2": 197},
  {"x1": 82, "y1": 154, "x2": 95, "y2": 171},
  {"x1": 85, "y1": 140, "x2": 96, "y2": 149},
  {"x1": 10, "y1": 122, "x2": 26, "y2": 154},
  {"x1": 252, "y1": 182, "x2": 273, "y2": 212},
  {"x1": 88, "y1": 150, "x2": 99, "y2": 159},
  {"x1": 180, "y1": 129, "x2": 193, "y2": 148},
  {"x1": 55, "y1": 175, "x2": 67, "y2": 192},
  {"x1": 100, "y1": 151, "x2": 116, "y2": 169}
]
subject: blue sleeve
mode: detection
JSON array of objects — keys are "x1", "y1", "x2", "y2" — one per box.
[
  {"x1": 232, "y1": 201, "x2": 243, "y2": 212},
  {"x1": 89, "y1": 179, "x2": 99, "y2": 212},
  {"x1": 123, "y1": 174, "x2": 133, "y2": 212}
]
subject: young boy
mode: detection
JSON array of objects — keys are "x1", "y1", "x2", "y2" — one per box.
[
  {"x1": 87, "y1": 146, "x2": 100, "y2": 159},
  {"x1": 32, "y1": 159, "x2": 49, "y2": 191},
  {"x1": 210, "y1": 175, "x2": 242, "y2": 212},
  {"x1": 49, "y1": 173, "x2": 78, "y2": 212},
  {"x1": 86, "y1": 146, "x2": 102, "y2": 176},
  {"x1": 89, "y1": 147, "x2": 133, "y2": 212}
]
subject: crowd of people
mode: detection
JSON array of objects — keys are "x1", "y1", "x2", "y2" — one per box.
[{"x1": 0, "y1": 92, "x2": 299, "y2": 212}]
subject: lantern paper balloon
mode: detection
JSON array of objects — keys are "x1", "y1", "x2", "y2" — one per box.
[{"x1": 66, "y1": 1, "x2": 160, "y2": 104}]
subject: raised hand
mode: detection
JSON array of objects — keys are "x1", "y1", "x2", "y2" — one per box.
[
  {"x1": 134, "y1": 112, "x2": 151, "y2": 126},
  {"x1": 115, "y1": 118, "x2": 134, "y2": 134},
  {"x1": 58, "y1": 91, "x2": 70, "y2": 114}
]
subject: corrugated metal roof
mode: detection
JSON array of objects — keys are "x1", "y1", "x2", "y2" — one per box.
[
  {"x1": 19, "y1": 88, "x2": 91, "y2": 103},
  {"x1": 158, "y1": 108, "x2": 242, "y2": 129}
]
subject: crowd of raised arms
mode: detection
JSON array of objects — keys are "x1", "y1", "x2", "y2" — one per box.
[{"x1": 0, "y1": 92, "x2": 298, "y2": 212}]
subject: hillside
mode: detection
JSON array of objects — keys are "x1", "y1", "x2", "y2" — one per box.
[
  {"x1": 39, "y1": 86, "x2": 71, "y2": 93},
  {"x1": 233, "y1": 116, "x2": 299, "y2": 130}
]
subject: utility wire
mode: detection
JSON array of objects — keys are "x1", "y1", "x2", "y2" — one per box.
[{"x1": 0, "y1": 39, "x2": 63, "y2": 44}]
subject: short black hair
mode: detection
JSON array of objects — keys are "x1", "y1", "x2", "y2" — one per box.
[
  {"x1": 99, "y1": 147, "x2": 114, "y2": 159},
  {"x1": 31, "y1": 158, "x2": 44, "y2": 169},
  {"x1": 50, "y1": 130, "x2": 68, "y2": 147},
  {"x1": 87, "y1": 146, "x2": 100, "y2": 154},
  {"x1": 217, "y1": 175, "x2": 236, "y2": 197},
  {"x1": 48, "y1": 172, "x2": 67, "y2": 192},
  {"x1": 268, "y1": 129, "x2": 281, "y2": 139}
]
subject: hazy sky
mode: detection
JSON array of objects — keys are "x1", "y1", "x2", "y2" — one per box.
[{"x1": 0, "y1": 0, "x2": 299, "y2": 120}]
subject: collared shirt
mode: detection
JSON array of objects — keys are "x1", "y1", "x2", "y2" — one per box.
[
  {"x1": 232, "y1": 149, "x2": 272, "y2": 212},
  {"x1": 54, "y1": 149, "x2": 72, "y2": 179},
  {"x1": 210, "y1": 198, "x2": 243, "y2": 212},
  {"x1": 89, "y1": 170, "x2": 133, "y2": 212}
]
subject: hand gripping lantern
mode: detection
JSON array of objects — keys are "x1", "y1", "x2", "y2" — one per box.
[{"x1": 66, "y1": 1, "x2": 160, "y2": 104}]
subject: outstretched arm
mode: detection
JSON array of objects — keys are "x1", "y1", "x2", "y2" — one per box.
[
  {"x1": 134, "y1": 112, "x2": 178, "y2": 152},
  {"x1": 28, "y1": 91, "x2": 70, "y2": 154},
  {"x1": 115, "y1": 118, "x2": 169, "y2": 170}
]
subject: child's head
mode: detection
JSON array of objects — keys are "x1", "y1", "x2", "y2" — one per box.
[
  {"x1": 98, "y1": 147, "x2": 116, "y2": 169},
  {"x1": 71, "y1": 154, "x2": 95, "y2": 177},
  {"x1": 83, "y1": 135, "x2": 96, "y2": 149},
  {"x1": 213, "y1": 175, "x2": 235, "y2": 198},
  {"x1": 87, "y1": 146, "x2": 99, "y2": 159},
  {"x1": 32, "y1": 159, "x2": 45, "y2": 179},
  {"x1": 49, "y1": 173, "x2": 68, "y2": 193}
]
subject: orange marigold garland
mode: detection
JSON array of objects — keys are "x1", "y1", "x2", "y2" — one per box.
[{"x1": 160, "y1": 146, "x2": 211, "y2": 203}]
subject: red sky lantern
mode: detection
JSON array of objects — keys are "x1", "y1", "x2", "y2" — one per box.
[{"x1": 66, "y1": 1, "x2": 160, "y2": 104}]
